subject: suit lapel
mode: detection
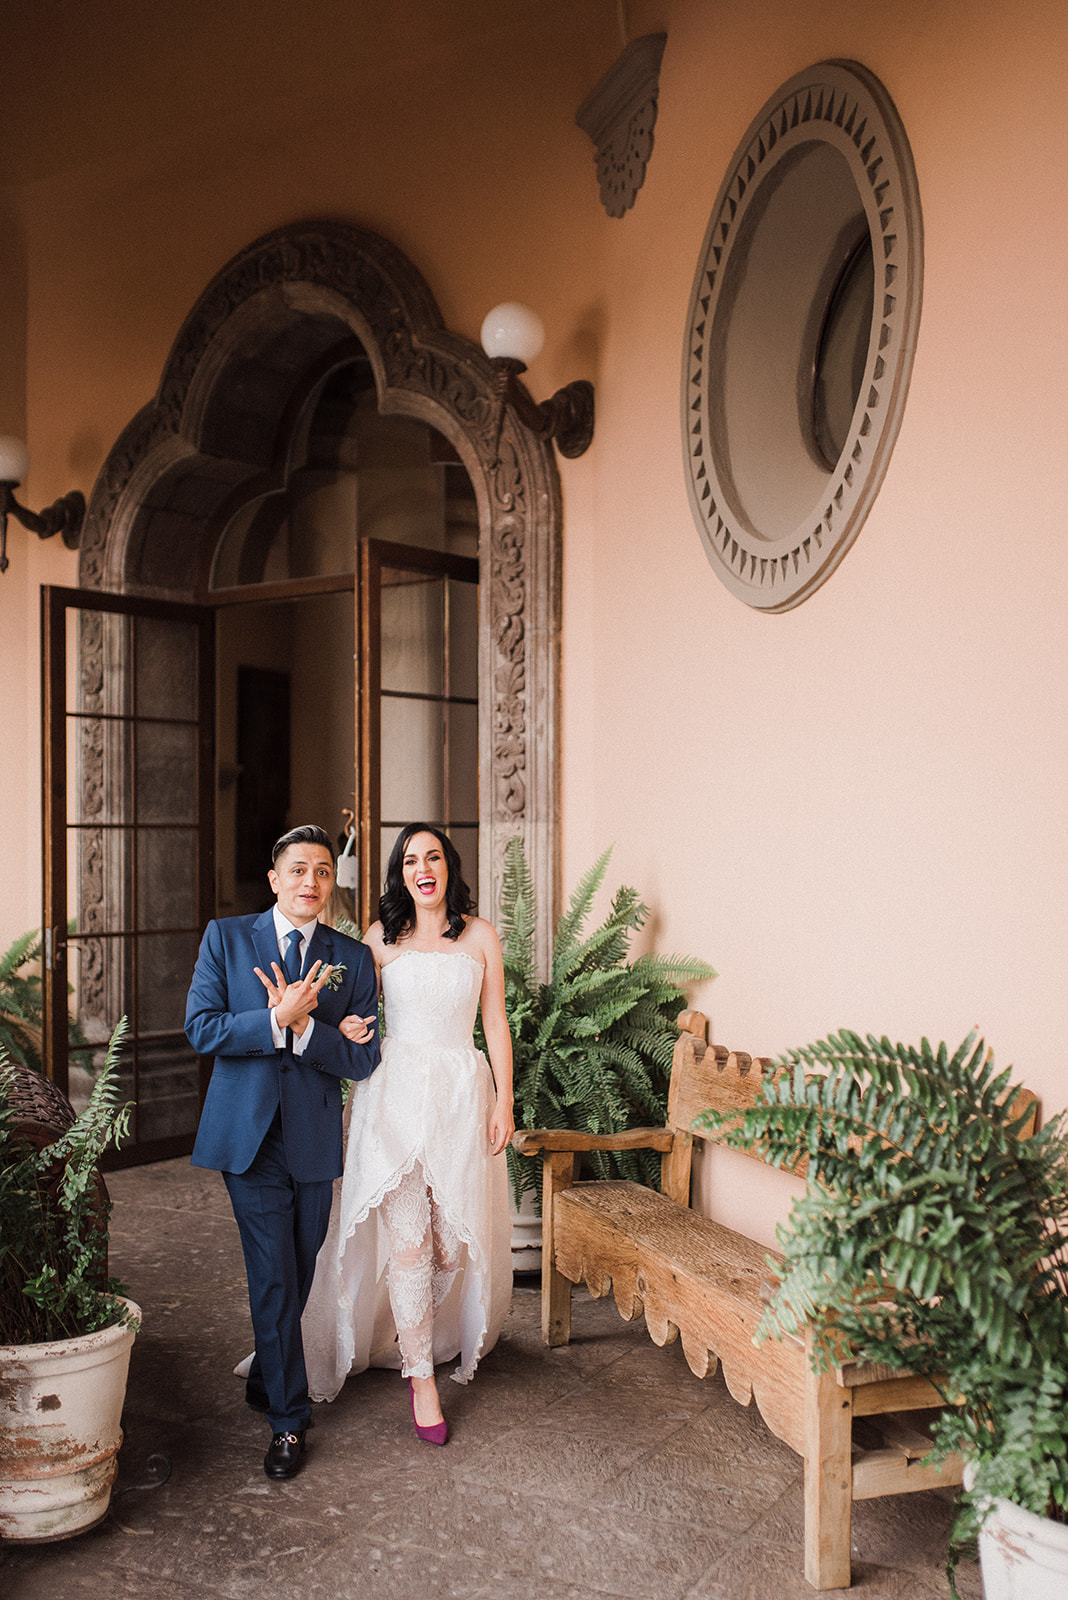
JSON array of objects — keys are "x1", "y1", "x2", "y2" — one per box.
[
  {"x1": 252, "y1": 910, "x2": 280, "y2": 987},
  {"x1": 306, "y1": 923, "x2": 348, "y2": 1023},
  {"x1": 305, "y1": 921, "x2": 332, "y2": 974}
]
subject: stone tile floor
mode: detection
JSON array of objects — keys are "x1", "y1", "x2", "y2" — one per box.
[{"x1": 1, "y1": 1159, "x2": 981, "y2": 1600}]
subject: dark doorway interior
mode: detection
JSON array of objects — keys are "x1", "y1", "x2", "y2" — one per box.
[
  {"x1": 216, "y1": 591, "x2": 357, "y2": 921},
  {"x1": 235, "y1": 665, "x2": 290, "y2": 886}
]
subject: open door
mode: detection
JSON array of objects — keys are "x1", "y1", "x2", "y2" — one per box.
[
  {"x1": 42, "y1": 586, "x2": 214, "y2": 1165},
  {"x1": 357, "y1": 539, "x2": 480, "y2": 928}
]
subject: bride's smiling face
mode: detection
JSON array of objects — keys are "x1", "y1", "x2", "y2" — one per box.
[{"x1": 402, "y1": 832, "x2": 448, "y2": 912}]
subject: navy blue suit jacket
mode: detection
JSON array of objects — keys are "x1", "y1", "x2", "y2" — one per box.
[{"x1": 186, "y1": 910, "x2": 380, "y2": 1182}]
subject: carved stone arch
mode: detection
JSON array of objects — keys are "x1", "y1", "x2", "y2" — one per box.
[{"x1": 78, "y1": 221, "x2": 561, "y2": 961}]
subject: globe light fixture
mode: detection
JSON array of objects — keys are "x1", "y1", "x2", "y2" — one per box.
[{"x1": 479, "y1": 303, "x2": 594, "y2": 463}]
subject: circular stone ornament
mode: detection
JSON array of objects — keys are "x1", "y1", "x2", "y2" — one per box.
[{"x1": 681, "y1": 60, "x2": 923, "y2": 611}]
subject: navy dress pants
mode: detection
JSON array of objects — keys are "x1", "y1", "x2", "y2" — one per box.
[{"x1": 223, "y1": 1110, "x2": 333, "y2": 1434}]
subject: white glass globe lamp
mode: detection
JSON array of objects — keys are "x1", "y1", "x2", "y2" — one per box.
[{"x1": 480, "y1": 303, "x2": 545, "y2": 367}]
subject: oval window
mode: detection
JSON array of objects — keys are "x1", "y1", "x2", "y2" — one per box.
[{"x1": 681, "y1": 61, "x2": 923, "y2": 611}]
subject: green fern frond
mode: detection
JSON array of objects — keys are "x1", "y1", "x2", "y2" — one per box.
[
  {"x1": 0, "y1": 927, "x2": 92, "y2": 1078},
  {"x1": 551, "y1": 847, "x2": 613, "y2": 964},
  {"x1": 0, "y1": 929, "x2": 41, "y2": 981},
  {"x1": 628, "y1": 951, "x2": 719, "y2": 986},
  {"x1": 52, "y1": 1018, "x2": 133, "y2": 1211},
  {"x1": 498, "y1": 837, "x2": 538, "y2": 989}
]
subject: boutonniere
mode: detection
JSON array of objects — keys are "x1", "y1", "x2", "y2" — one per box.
[{"x1": 318, "y1": 962, "x2": 346, "y2": 992}]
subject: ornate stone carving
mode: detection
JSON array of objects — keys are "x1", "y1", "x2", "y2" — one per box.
[
  {"x1": 74, "y1": 608, "x2": 127, "y2": 1037},
  {"x1": 577, "y1": 34, "x2": 667, "y2": 219},
  {"x1": 79, "y1": 221, "x2": 561, "y2": 967}
]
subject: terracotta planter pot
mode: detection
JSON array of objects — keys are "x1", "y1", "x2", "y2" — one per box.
[
  {"x1": 0, "y1": 1298, "x2": 140, "y2": 1544},
  {"x1": 977, "y1": 1495, "x2": 1068, "y2": 1600}
]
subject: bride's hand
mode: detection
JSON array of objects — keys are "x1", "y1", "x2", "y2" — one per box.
[
  {"x1": 488, "y1": 1098, "x2": 515, "y2": 1156},
  {"x1": 340, "y1": 1013, "x2": 377, "y2": 1043}
]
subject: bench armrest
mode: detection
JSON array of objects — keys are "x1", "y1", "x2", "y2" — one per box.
[{"x1": 512, "y1": 1127, "x2": 675, "y2": 1156}]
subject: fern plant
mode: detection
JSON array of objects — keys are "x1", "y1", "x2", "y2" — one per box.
[
  {"x1": 0, "y1": 926, "x2": 91, "y2": 1078},
  {"x1": 0, "y1": 1017, "x2": 134, "y2": 1344},
  {"x1": 696, "y1": 1029, "x2": 1068, "y2": 1594},
  {"x1": 486, "y1": 838, "x2": 716, "y2": 1208}
]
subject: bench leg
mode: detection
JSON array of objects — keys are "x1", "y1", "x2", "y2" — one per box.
[
  {"x1": 541, "y1": 1152, "x2": 574, "y2": 1347},
  {"x1": 804, "y1": 1358, "x2": 854, "y2": 1589}
]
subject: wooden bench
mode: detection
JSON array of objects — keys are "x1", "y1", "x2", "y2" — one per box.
[{"x1": 513, "y1": 1010, "x2": 1036, "y2": 1590}]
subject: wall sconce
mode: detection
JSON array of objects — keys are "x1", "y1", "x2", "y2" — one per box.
[
  {"x1": 479, "y1": 303, "x2": 594, "y2": 463},
  {"x1": 0, "y1": 436, "x2": 85, "y2": 575}
]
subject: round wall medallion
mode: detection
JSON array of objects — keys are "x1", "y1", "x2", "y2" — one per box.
[{"x1": 681, "y1": 60, "x2": 923, "y2": 611}]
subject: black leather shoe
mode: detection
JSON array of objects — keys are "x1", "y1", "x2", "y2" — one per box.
[
  {"x1": 264, "y1": 1430, "x2": 306, "y2": 1479},
  {"x1": 245, "y1": 1384, "x2": 270, "y2": 1412}
]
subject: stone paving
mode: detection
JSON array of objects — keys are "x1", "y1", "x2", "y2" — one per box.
[{"x1": 1, "y1": 1159, "x2": 980, "y2": 1600}]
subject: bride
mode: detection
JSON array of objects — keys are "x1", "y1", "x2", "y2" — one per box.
[{"x1": 300, "y1": 823, "x2": 514, "y2": 1441}]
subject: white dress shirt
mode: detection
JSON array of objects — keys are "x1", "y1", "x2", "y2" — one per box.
[{"x1": 268, "y1": 905, "x2": 317, "y2": 1055}]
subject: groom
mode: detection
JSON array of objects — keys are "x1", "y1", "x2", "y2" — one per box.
[{"x1": 186, "y1": 824, "x2": 379, "y2": 1480}]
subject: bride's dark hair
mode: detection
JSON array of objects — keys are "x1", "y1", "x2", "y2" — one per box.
[{"x1": 379, "y1": 823, "x2": 475, "y2": 944}]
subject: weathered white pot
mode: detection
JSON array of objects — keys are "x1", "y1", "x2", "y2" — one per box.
[
  {"x1": 977, "y1": 1495, "x2": 1068, "y2": 1600},
  {"x1": 0, "y1": 1298, "x2": 140, "y2": 1544},
  {"x1": 510, "y1": 1189, "x2": 542, "y2": 1273}
]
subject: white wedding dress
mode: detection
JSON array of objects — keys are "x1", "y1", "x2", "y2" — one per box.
[{"x1": 300, "y1": 948, "x2": 513, "y2": 1401}]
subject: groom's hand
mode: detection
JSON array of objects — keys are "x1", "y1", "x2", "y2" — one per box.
[
  {"x1": 339, "y1": 1013, "x2": 377, "y2": 1044},
  {"x1": 254, "y1": 960, "x2": 335, "y2": 1036}
]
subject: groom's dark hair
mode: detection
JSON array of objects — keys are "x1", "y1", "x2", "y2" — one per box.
[{"x1": 271, "y1": 824, "x2": 335, "y2": 865}]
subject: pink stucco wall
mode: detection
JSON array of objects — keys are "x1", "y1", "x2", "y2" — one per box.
[{"x1": 1, "y1": 0, "x2": 1065, "y2": 1242}]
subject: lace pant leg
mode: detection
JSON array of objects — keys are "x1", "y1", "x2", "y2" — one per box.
[
  {"x1": 430, "y1": 1187, "x2": 463, "y2": 1313},
  {"x1": 378, "y1": 1164, "x2": 435, "y2": 1379}
]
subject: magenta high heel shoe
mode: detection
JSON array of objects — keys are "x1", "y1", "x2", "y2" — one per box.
[{"x1": 409, "y1": 1380, "x2": 448, "y2": 1446}]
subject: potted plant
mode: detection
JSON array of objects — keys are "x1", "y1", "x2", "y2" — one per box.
[
  {"x1": 488, "y1": 839, "x2": 716, "y2": 1250},
  {"x1": 697, "y1": 1029, "x2": 1068, "y2": 1599},
  {"x1": 0, "y1": 1017, "x2": 140, "y2": 1544}
]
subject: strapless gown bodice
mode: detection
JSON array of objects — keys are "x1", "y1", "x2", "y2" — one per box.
[
  {"x1": 301, "y1": 948, "x2": 513, "y2": 1399},
  {"x1": 380, "y1": 949, "x2": 483, "y2": 1048}
]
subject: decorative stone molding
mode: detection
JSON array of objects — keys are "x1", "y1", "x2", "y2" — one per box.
[
  {"x1": 577, "y1": 33, "x2": 667, "y2": 219},
  {"x1": 73, "y1": 609, "x2": 120, "y2": 1036},
  {"x1": 681, "y1": 61, "x2": 924, "y2": 611},
  {"x1": 79, "y1": 222, "x2": 561, "y2": 967}
]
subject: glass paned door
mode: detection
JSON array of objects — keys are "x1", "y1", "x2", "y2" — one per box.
[
  {"x1": 357, "y1": 540, "x2": 479, "y2": 927},
  {"x1": 42, "y1": 586, "x2": 214, "y2": 1165}
]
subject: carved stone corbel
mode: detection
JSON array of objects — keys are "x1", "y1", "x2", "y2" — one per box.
[{"x1": 576, "y1": 33, "x2": 667, "y2": 219}]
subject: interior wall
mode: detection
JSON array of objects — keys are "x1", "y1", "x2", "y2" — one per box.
[
  {"x1": 289, "y1": 595, "x2": 357, "y2": 859},
  {"x1": 1, "y1": 0, "x2": 1065, "y2": 1246}
]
